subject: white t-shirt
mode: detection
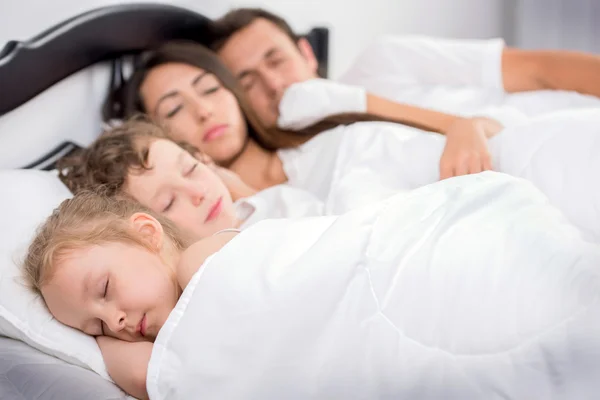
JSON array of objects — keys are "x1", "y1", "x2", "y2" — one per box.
[
  {"x1": 339, "y1": 35, "x2": 600, "y2": 117},
  {"x1": 235, "y1": 184, "x2": 324, "y2": 229}
]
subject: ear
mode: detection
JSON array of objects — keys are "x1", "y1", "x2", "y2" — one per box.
[
  {"x1": 296, "y1": 38, "x2": 319, "y2": 77},
  {"x1": 129, "y1": 212, "x2": 164, "y2": 251}
]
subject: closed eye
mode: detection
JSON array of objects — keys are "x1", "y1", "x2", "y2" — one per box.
[
  {"x1": 163, "y1": 197, "x2": 175, "y2": 212},
  {"x1": 185, "y1": 163, "x2": 198, "y2": 177},
  {"x1": 166, "y1": 105, "x2": 183, "y2": 118},
  {"x1": 99, "y1": 279, "x2": 110, "y2": 336},
  {"x1": 240, "y1": 78, "x2": 256, "y2": 91},
  {"x1": 269, "y1": 58, "x2": 284, "y2": 67},
  {"x1": 203, "y1": 87, "x2": 220, "y2": 96}
]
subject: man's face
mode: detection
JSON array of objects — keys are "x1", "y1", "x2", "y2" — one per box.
[{"x1": 218, "y1": 18, "x2": 319, "y2": 127}]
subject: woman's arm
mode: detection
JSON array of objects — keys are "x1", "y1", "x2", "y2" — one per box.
[
  {"x1": 278, "y1": 78, "x2": 500, "y2": 135},
  {"x1": 365, "y1": 93, "x2": 500, "y2": 135},
  {"x1": 278, "y1": 79, "x2": 503, "y2": 179},
  {"x1": 96, "y1": 336, "x2": 153, "y2": 400}
]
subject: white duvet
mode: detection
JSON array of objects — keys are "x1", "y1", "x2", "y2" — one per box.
[
  {"x1": 280, "y1": 108, "x2": 600, "y2": 243},
  {"x1": 147, "y1": 172, "x2": 600, "y2": 400}
]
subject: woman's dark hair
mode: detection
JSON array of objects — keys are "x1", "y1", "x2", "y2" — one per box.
[{"x1": 102, "y1": 41, "x2": 411, "y2": 151}]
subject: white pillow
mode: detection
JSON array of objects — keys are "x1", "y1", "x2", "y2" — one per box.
[{"x1": 0, "y1": 169, "x2": 110, "y2": 379}]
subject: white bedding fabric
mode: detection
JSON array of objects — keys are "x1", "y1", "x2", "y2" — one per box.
[
  {"x1": 147, "y1": 172, "x2": 600, "y2": 400},
  {"x1": 279, "y1": 108, "x2": 600, "y2": 243},
  {"x1": 338, "y1": 34, "x2": 600, "y2": 117}
]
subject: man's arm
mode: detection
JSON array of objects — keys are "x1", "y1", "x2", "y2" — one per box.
[
  {"x1": 96, "y1": 336, "x2": 153, "y2": 400},
  {"x1": 502, "y1": 48, "x2": 600, "y2": 96},
  {"x1": 341, "y1": 35, "x2": 600, "y2": 99}
]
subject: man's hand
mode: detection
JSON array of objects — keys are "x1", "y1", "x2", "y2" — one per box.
[
  {"x1": 439, "y1": 117, "x2": 503, "y2": 180},
  {"x1": 277, "y1": 79, "x2": 367, "y2": 130}
]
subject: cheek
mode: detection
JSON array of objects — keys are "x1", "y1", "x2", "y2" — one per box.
[
  {"x1": 219, "y1": 93, "x2": 247, "y2": 136},
  {"x1": 128, "y1": 262, "x2": 177, "y2": 302},
  {"x1": 286, "y1": 64, "x2": 308, "y2": 84},
  {"x1": 245, "y1": 85, "x2": 269, "y2": 106},
  {"x1": 169, "y1": 207, "x2": 204, "y2": 235},
  {"x1": 168, "y1": 117, "x2": 201, "y2": 146}
]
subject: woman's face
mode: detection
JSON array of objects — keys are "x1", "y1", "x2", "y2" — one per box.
[
  {"x1": 140, "y1": 63, "x2": 248, "y2": 165},
  {"x1": 42, "y1": 215, "x2": 178, "y2": 343},
  {"x1": 125, "y1": 139, "x2": 238, "y2": 240}
]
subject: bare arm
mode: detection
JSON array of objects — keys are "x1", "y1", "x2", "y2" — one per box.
[
  {"x1": 503, "y1": 48, "x2": 600, "y2": 96},
  {"x1": 177, "y1": 231, "x2": 239, "y2": 289},
  {"x1": 367, "y1": 94, "x2": 464, "y2": 134},
  {"x1": 366, "y1": 94, "x2": 503, "y2": 135},
  {"x1": 96, "y1": 336, "x2": 153, "y2": 400}
]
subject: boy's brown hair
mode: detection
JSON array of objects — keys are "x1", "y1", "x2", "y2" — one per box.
[{"x1": 57, "y1": 117, "x2": 204, "y2": 196}]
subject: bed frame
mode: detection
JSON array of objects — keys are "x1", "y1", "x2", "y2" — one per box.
[{"x1": 0, "y1": 2, "x2": 329, "y2": 168}]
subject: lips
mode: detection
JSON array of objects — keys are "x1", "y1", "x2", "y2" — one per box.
[
  {"x1": 203, "y1": 124, "x2": 228, "y2": 142},
  {"x1": 205, "y1": 197, "x2": 223, "y2": 222},
  {"x1": 137, "y1": 314, "x2": 147, "y2": 337}
]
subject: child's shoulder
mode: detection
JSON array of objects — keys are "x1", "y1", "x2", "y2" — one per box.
[{"x1": 176, "y1": 230, "x2": 239, "y2": 289}]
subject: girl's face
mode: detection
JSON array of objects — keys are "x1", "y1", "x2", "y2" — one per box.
[
  {"x1": 125, "y1": 139, "x2": 238, "y2": 241},
  {"x1": 140, "y1": 62, "x2": 248, "y2": 165},
  {"x1": 42, "y1": 214, "x2": 178, "y2": 342}
]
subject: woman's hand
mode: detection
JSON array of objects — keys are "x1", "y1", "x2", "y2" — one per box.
[
  {"x1": 211, "y1": 165, "x2": 258, "y2": 200},
  {"x1": 439, "y1": 117, "x2": 503, "y2": 180}
]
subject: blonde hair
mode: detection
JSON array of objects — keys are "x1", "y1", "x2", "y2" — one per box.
[{"x1": 22, "y1": 190, "x2": 188, "y2": 296}]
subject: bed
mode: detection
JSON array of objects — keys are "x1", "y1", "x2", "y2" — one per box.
[{"x1": 0, "y1": 3, "x2": 329, "y2": 399}]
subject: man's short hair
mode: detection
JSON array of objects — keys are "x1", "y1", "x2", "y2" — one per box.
[{"x1": 210, "y1": 8, "x2": 300, "y2": 52}]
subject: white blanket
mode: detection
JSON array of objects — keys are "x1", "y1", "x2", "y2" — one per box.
[
  {"x1": 280, "y1": 109, "x2": 600, "y2": 243},
  {"x1": 147, "y1": 172, "x2": 600, "y2": 400}
]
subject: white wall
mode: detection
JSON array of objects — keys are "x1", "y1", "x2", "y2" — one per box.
[
  {"x1": 513, "y1": 0, "x2": 600, "y2": 53},
  {"x1": 0, "y1": 0, "x2": 230, "y2": 44},
  {"x1": 0, "y1": 0, "x2": 509, "y2": 79},
  {"x1": 229, "y1": 0, "x2": 506, "y2": 78}
]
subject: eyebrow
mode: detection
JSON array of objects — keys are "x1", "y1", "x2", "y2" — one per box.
[
  {"x1": 236, "y1": 47, "x2": 279, "y2": 80},
  {"x1": 191, "y1": 71, "x2": 209, "y2": 87},
  {"x1": 153, "y1": 91, "x2": 178, "y2": 115},
  {"x1": 152, "y1": 72, "x2": 208, "y2": 115}
]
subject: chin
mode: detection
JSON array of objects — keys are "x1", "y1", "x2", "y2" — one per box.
[{"x1": 218, "y1": 147, "x2": 245, "y2": 166}]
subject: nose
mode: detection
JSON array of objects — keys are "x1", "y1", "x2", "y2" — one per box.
[
  {"x1": 261, "y1": 70, "x2": 286, "y2": 98},
  {"x1": 191, "y1": 97, "x2": 213, "y2": 122},
  {"x1": 102, "y1": 307, "x2": 126, "y2": 333},
  {"x1": 185, "y1": 181, "x2": 206, "y2": 207}
]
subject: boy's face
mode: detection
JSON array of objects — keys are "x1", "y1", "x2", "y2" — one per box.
[{"x1": 125, "y1": 139, "x2": 238, "y2": 241}]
